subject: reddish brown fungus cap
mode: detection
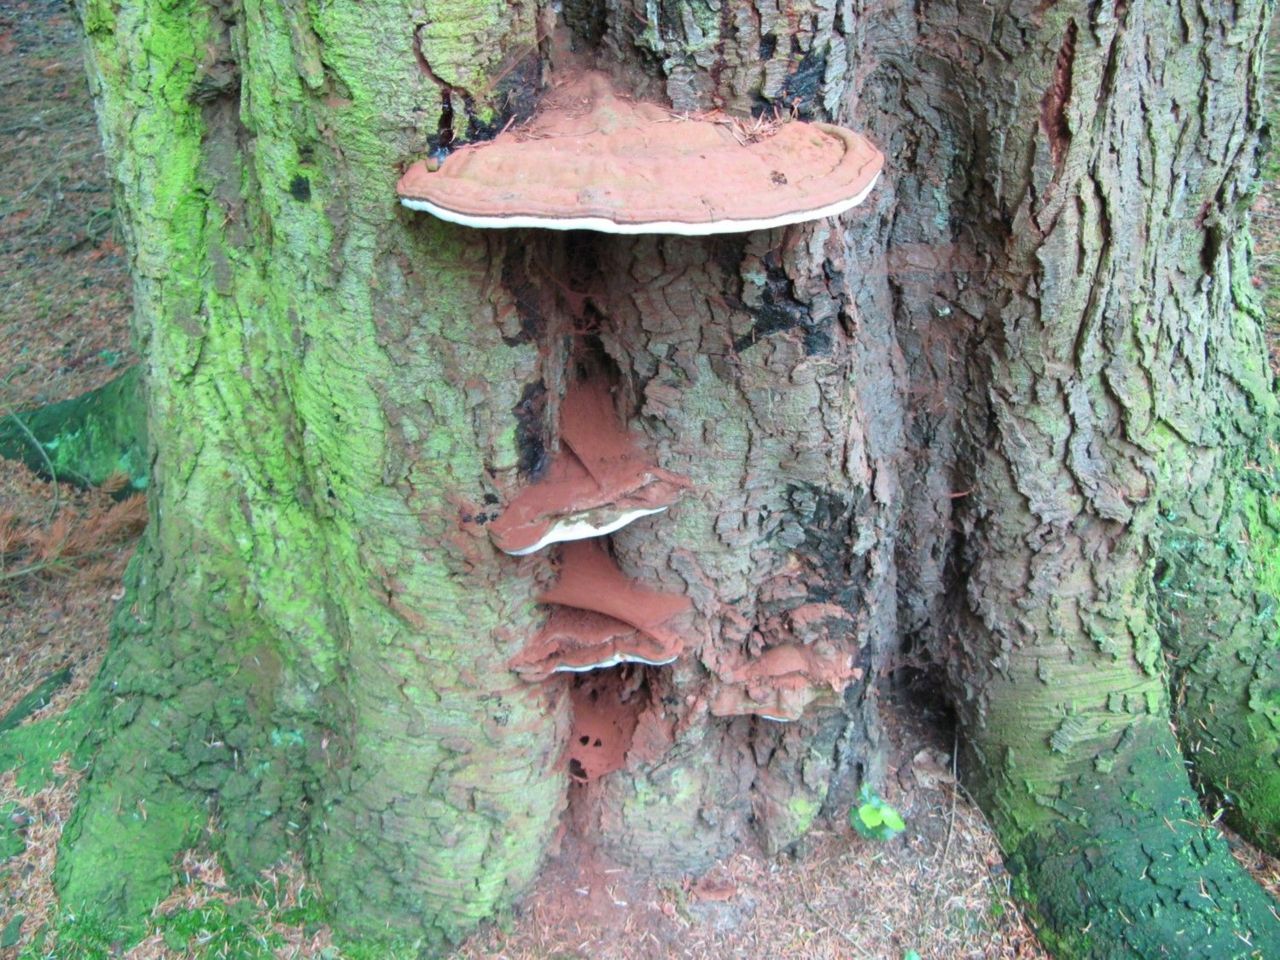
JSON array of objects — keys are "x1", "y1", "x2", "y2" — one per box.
[
  {"x1": 488, "y1": 379, "x2": 690, "y2": 555},
  {"x1": 537, "y1": 540, "x2": 691, "y2": 641},
  {"x1": 397, "y1": 71, "x2": 884, "y2": 235},
  {"x1": 508, "y1": 539, "x2": 690, "y2": 681},
  {"x1": 510, "y1": 608, "x2": 681, "y2": 681}
]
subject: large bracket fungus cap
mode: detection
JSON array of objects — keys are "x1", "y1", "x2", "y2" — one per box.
[{"x1": 398, "y1": 71, "x2": 884, "y2": 235}]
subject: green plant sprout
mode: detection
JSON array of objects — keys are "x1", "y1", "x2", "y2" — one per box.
[{"x1": 850, "y1": 784, "x2": 905, "y2": 841}]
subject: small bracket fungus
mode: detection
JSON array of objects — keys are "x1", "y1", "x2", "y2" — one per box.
[
  {"x1": 510, "y1": 608, "x2": 680, "y2": 681},
  {"x1": 398, "y1": 71, "x2": 884, "y2": 235},
  {"x1": 707, "y1": 644, "x2": 862, "y2": 723},
  {"x1": 508, "y1": 539, "x2": 690, "y2": 679},
  {"x1": 488, "y1": 379, "x2": 690, "y2": 555}
]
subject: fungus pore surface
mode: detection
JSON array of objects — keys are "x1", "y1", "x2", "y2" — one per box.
[{"x1": 397, "y1": 71, "x2": 884, "y2": 235}]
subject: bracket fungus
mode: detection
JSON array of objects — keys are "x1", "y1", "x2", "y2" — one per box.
[
  {"x1": 510, "y1": 608, "x2": 681, "y2": 680},
  {"x1": 398, "y1": 71, "x2": 884, "y2": 235},
  {"x1": 488, "y1": 379, "x2": 690, "y2": 556},
  {"x1": 509, "y1": 539, "x2": 690, "y2": 679},
  {"x1": 707, "y1": 644, "x2": 862, "y2": 723}
]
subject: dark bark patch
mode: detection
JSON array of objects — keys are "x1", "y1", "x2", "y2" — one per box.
[
  {"x1": 500, "y1": 247, "x2": 545, "y2": 345},
  {"x1": 1040, "y1": 20, "x2": 1076, "y2": 163},
  {"x1": 560, "y1": 0, "x2": 607, "y2": 48},
  {"x1": 785, "y1": 483, "x2": 869, "y2": 608},
  {"x1": 412, "y1": 27, "x2": 457, "y2": 153},
  {"x1": 514, "y1": 380, "x2": 549, "y2": 478},
  {"x1": 288, "y1": 176, "x2": 311, "y2": 202},
  {"x1": 435, "y1": 90, "x2": 456, "y2": 151},
  {"x1": 733, "y1": 255, "x2": 831, "y2": 356},
  {"x1": 780, "y1": 49, "x2": 827, "y2": 119}
]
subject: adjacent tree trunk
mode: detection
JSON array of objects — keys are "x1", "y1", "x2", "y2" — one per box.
[{"x1": 52, "y1": 0, "x2": 1279, "y2": 956}]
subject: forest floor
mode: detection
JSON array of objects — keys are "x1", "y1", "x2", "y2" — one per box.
[{"x1": 0, "y1": 3, "x2": 1277, "y2": 959}]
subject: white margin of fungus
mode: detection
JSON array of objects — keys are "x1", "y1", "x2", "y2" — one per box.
[
  {"x1": 401, "y1": 171, "x2": 882, "y2": 236},
  {"x1": 500, "y1": 506, "x2": 669, "y2": 556},
  {"x1": 551, "y1": 651, "x2": 680, "y2": 672}
]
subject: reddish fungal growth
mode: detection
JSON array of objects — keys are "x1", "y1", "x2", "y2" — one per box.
[
  {"x1": 567, "y1": 673, "x2": 643, "y2": 783},
  {"x1": 398, "y1": 71, "x2": 884, "y2": 235},
  {"x1": 537, "y1": 539, "x2": 690, "y2": 647},
  {"x1": 488, "y1": 379, "x2": 690, "y2": 555},
  {"x1": 510, "y1": 608, "x2": 680, "y2": 680},
  {"x1": 509, "y1": 539, "x2": 690, "y2": 680},
  {"x1": 708, "y1": 644, "x2": 862, "y2": 723}
]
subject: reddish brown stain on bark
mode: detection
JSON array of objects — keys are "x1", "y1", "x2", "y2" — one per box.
[
  {"x1": 705, "y1": 643, "x2": 861, "y2": 722},
  {"x1": 1040, "y1": 20, "x2": 1077, "y2": 163},
  {"x1": 567, "y1": 672, "x2": 644, "y2": 782}
]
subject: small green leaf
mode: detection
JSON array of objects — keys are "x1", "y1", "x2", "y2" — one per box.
[
  {"x1": 1, "y1": 914, "x2": 24, "y2": 949},
  {"x1": 882, "y1": 807, "x2": 906, "y2": 832},
  {"x1": 859, "y1": 804, "x2": 884, "y2": 828}
]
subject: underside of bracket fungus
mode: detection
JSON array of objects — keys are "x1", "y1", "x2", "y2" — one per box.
[
  {"x1": 397, "y1": 71, "x2": 884, "y2": 235},
  {"x1": 509, "y1": 539, "x2": 691, "y2": 679},
  {"x1": 707, "y1": 644, "x2": 862, "y2": 723},
  {"x1": 488, "y1": 379, "x2": 690, "y2": 555}
]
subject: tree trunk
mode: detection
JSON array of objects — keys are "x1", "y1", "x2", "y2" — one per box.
[{"x1": 49, "y1": 0, "x2": 1280, "y2": 955}]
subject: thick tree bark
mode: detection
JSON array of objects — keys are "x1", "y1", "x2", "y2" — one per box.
[
  {"x1": 50, "y1": 0, "x2": 1280, "y2": 956},
  {"x1": 894, "y1": 1, "x2": 1280, "y2": 954}
]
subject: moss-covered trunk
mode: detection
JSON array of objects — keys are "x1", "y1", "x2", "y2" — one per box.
[
  {"x1": 48, "y1": 0, "x2": 1280, "y2": 955},
  {"x1": 62, "y1": 0, "x2": 566, "y2": 945}
]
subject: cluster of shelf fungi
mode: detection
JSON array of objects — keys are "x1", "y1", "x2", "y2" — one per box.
[{"x1": 397, "y1": 71, "x2": 884, "y2": 787}]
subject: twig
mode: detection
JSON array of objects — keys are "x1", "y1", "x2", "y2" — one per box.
[
  {"x1": 935, "y1": 727, "x2": 959, "y2": 871},
  {"x1": 0, "y1": 558, "x2": 74, "y2": 581},
  {"x1": 3, "y1": 408, "x2": 60, "y2": 521}
]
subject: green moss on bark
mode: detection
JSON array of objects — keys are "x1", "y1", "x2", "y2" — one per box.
[{"x1": 1011, "y1": 726, "x2": 1279, "y2": 959}]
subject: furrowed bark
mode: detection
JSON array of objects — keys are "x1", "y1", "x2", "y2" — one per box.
[
  {"x1": 66, "y1": 0, "x2": 565, "y2": 947},
  {"x1": 923, "y1": 0, "x2": 1280, "y2": 954},
  {"x1": 1158, "y1": 431, "x2": 1280, "y2": 855},
  {"x1": 56, "y1": 0, "x2": 1280, "y2": 954},
  {"x1": 545, "y1": 0, "x2": 901, "y2": 868}
]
